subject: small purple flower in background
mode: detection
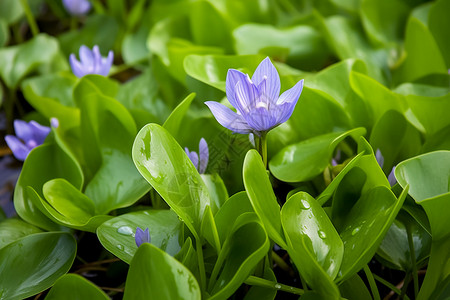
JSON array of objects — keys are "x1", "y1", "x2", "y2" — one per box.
[
  {"x1": 62, "y1": 0, "x2": 91, "y2": 16},
  {"x1": 69, "y1": 45, "x2": 114, "y2": 78},
  {"x1": 185, "y1": 138, "x2": 209, "y2": 174},
  {"x1": 50, "y1": 117, "x2": 60, "y2": 129},
  {"x1": 135, "y1": 227, "x2": 150, "y2": 247},
  {"x1": 205, "y1": 57, "x2": 304, "y2": 136},
  {"x1": 5, "y1": 120, "x2": 51, "y2": 161},
  {"x1": 375, "y1": 149, "x2": 397, "y2": 187},
  {"x1": 331, "y1": 149, "x2": 341, "y2": 167}
]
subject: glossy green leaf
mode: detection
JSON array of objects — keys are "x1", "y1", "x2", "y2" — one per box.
[
  {"x1": 209, "y1": 213, "x2": 270, "y2": 300},
  {"x1": 377, "y1": 212, "x2": 431, "y2": 271},
  {"x1": 184, "y1": 54, "x2": 266, "y2": 91},
  {"x1": 233, "y1": 23, "x2": 329, "y2": 70},
  {"x1": 40, "y1": 179, "x2": 111, "y2": 232},
  {"x1": 339, "y1": 274, "x2": 372, "y2": 300},
  {"x1": 270, "y1": 128, "x2": 365, "y2": 183},
  {"x1": 281, "y1": 192, "x2": 342, "y2": 297},
  {"x1": 393, "y1": 17, "x2": 447, "y2": 84},
  {"x1": 429, "y1": 0, "x2": 450, "y2": 66},
  {"x1": 45, "y1": 274, "x2": 109, "y2": 300},
  {"x1": 123, "y1": 243, "x2": 201, "y2": 300},
  {"x1": 0, "y1": 232, "x2": 76, "y2": 299},
  {"x1": 163, "y1": 92, "x2": 196, "y2": 138},
  {"x1": 201, "y1": 173, "x2": 228, "y2": 215},
  {"x1": 214, "y1": 191, "x2": 254, "y2": 245},
  {"x1": 243, "y1": 150, "x2": 286, "y2": 248},
  {"x1": 0, "y1": 34, "x2": 62, "y2": 88},
  {"x1": 14, "y1": 142, "x2": 83, "y2": 231},
  {"x1": 97, "y1": 209, "x2": 183, "y2": 264},
  {"x1": 132, "y1": 124, "x2": 210, "y2": 239},
  {"x1": 0, "y1": 218, "x2": 42, "y2": 249},
  {"x1": 335, "y1": 186, "x2": 408, "y2": 282}
]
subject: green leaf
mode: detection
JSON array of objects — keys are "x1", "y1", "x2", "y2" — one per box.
[
  {"x1": 393, "y1": 17, "x2": 447, "y2": 84},
  {"x1": 281, "y1": 192, "x2": 342, "y2": 297},
  {"x1": 0, "y1": 232, "x2": 76, "y2": 299},
  {"x1": 184, "y1": 54, "x2": 266, "y2": 91},
  {"x1": 233, "y1": 23, "x2": 329, "y2": 70},
  {"x1": 0, "y1": 0, "x2": 24, "y2": 24},
  {"x1": 338, "y1": 274, "x2": 373, "y2": 300},
  {"x1": 214, "y1": 191, "x2": 254, "y2": 245},
  {"x1": 269, "y1": 128, "x2": 366, "y2": 183},
  {"x1": 377, "y1": 212, "x2": 431, "y2": 271},
  {"x1": 14, "y1": 142, "x2": 83, "y2": 231},
  {"x1": 335, "y1": 186, "x2": 408, "y2": 282},
  {"x1": 163, "y1": 92, "x2": 196, "y2": 138},
  {"x1": 0, "y1": 218, "x2": 42, "y2": 249},
  {"x1": 429, "y1": 0, "x2": 450, "y2": 67},
  {"x1": 123, "y1": 243, "x2": 201, "y2": 300},
  {"x1": 41, "y1": 179, "x2": 111, "y2": 232},
  {"x1": 132, "y1": 124, "x2": 211, "y2": 239},
  {"x1": 209, "y1": 213, "x2": 270, "y2": 300},
  {"x1": 22, "y1": 73, "x2": 79, "y2": 129},
  {"x1": 0, "y1": 34, "x2": 62, "y2": 88},
  {"x1": 243, "y1": 150, "x2": 286, "y2": 248},
  {"x1": 45, "y1": 274, "x2": 109, "y2": 300},
  {"x1": 0, "y1": 19, "x2": 9, "y2": 47},
  {"x1": 201, "y1": 173, "x2": 229, "y2": 215},
  {"x1": 97, "y1": 209, "x2": 183, "y2": 264}
]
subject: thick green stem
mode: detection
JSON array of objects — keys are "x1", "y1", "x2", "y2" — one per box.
[
  {"x1": 257, "y1": 132, "x2": 268, "y2": 169},
  {"x1": 364, "y1": 265, "x2": 381, "y2": 300},
  {"x1": 19, "y1": 0, "x2": 39, "y2": 36},
  {"x1": 406, "y1": 226, "x2": 419, "y2": 298},
  {"x1": 400, "y1": 272, "x2": 412, "y2": 300},
  {"x1": 195, "y1": 238, "x2": 206, "y2": 295},
  {"x1": 271, "y1": 251, "x2": 292, "y2": 274},
  {"x1": 244, "y1": 276, "x2": 304, "y2": 295},
  {"x1": 373, "y1": 274, "x2": 411, "y2": 300}
]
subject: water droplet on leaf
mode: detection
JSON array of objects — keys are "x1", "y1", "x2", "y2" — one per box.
[
  {"x1": 117, "y1": 226, "x2": 134, "y2": 236},
  {"x1": 352, "y1": 227, "x2": 361, "y2": 235},
  {"x1": 318, "y1": 230, "x2": 327, "y2": 239}
]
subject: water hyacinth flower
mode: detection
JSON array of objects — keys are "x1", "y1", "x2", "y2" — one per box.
[
  {"x1": 135, "y1": 227, "x2": 150, "y2": 247},
  {"x1": 205, "y1": 57, "x2": 304, "y2": 136},
  {"x1": 5, "y1": 120, "x2": 51, "y2": 161},
  {"x1": 185, "y1": 138, "x2": 209, "y2": 174},
  {"x1": 62, "y1": 0, "x2": 91, "y2": 16},
  {"x1": 69, "y1": 45, "x2": 114, "y2": 78}
]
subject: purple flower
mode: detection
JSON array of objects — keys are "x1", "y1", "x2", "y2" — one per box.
[
  {"x1": 388, "y1": 166, "x2": 397, "y2": 187},
  {"x1": 205, "y1": 57, "x2": 304, "y2": 135},
  {"x1": 5, "y1": 120, "x2": 51, "y2": 161},
  {"x1": 331, "y1": 149, "x2": 341, "y2": 167},
  {"x1": 69, "y1": 45, "x2": 114, "y2": 78},
  {"x1": 62, "y1": 0, "x2": 91, "y2": 16},
  {"x1": 185, "y1": 138, "x2": 209, "y2": 174},
  {"x1": 135, "y1": 227, "x2": 150, "y2": 247}
]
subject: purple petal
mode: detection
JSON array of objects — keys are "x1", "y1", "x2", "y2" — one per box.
[
  {"x1": 375, "y1": 149, "x2": 384, "y2": 168},
  {"x1": 14, "y1": 120, "x2": 34, "y2": 143},
  {"x1": 135, "y1": 227, "x2": 150, "y2": 247},
  {"x1": 245, "y1": 106, "x2": 277, "y2": 132},
  {"x1": 5, "y1": 135, "x2": 30, "y2": 161},
  {"x1": 63, "y1": 0, "x2": 91, "y2": 16},
  {"x1": 79, "y1": 45, "x2": 94, "y2": 67},
  {"x1": 99, "y1": 50, "x2": 114, "y2": 76},
  {"x1": 232, "y1": 76, "x2": 258, "y2": 116},
  {"x1": 198, "y1": 138, "x2": 209, "y2": 174},
  {"x1": 29, "y1": 121, "x2": 51, "y2": 145},
  {"x1": 190, "y1": 151, "x2": 199, "y2": 170},
  {"x1": 249, "y1": 133, "x2": 255, "y2": 147},
  {"x1": 70, "y1": 54, "x2": 85, "y2": 78},
  {"x1": 226, "y1": 69, "x2": 247, "y2": 112},
  {"x1": 51, "y1": 118, "x2": 59, "y2": 128},
  {"x1": 205, "y1": 101, "x2": 253, "y2": 134},
  {"x1": 331, "y1": 159, "x2": 338, "y2": 167},
  {"x1": 275, "y1": 79, "x2": 304, "y2": 124},
  {"x1": 92, "y1": 45, "x2": 103, "y2": 74},
  {"x1": 251, "y1": 57, "x2": 280, "y2": 105},
  {"x1": 388, "y1": 166, "x2": 397, "y2": 187}
]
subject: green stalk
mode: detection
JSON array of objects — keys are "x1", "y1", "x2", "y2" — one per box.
[
  {"x1": 400, "y1": 272, "x2": 412, "y2": 300},
  {"x1": 19, "y1": 0, "x2": 39, "y2": 36},
  {"x1": 257, "y1": 132, "x2": 268, "y2": 169},
  {"x1": 271, "y1": 251, "x2": 291, "y2": 274},
  {"x1": 406, "y1": 226, "x2": 419, "y2": 297},
  {"x1": 244, "y1": 276, "x2": 304, "y2": 295},
  {"x1": 364, "y1": 265, "x2": 381, "y2": 300},
  {"x1": 195, "y1": 238, "x2": 206, "y2": 295},
  {"x1": 373, "y1": 274, "x2": 411, "y2": 300}
]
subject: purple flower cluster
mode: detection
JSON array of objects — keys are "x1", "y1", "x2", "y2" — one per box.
[
  {"x1": 185, "y1": 138, "x2": 209, "y2": 174},
  {"x1": 62, "y1": 0, "x2": 91, "y2": 16},
  {"x1": 69, "y1": 45, "x2": 114, "y2": 78},
  {"x1": 135, "y1": 227, "x2": 150, "y2": 247}
]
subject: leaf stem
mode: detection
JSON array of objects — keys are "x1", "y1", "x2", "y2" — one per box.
[
  {"x1": 364, "y1": 264, "x2": 381, "y2": 300},
  {"x1": 372, "y1": 274, "x2": 411, "y2": 300},
  {"x1": 19, "y1": 0, "x2": 39, "y2": 36},
  {"x1": 400, "y1": 272, "x2": 412, "y2": 300},
  {"x1": 257, "y1": 132, "x2": 268, "y2": 169},
  {"x1": 196, "y1": 238, "x2": 206, "y2": 295},
  {"x1": 244, "y1": 276, "x2": 304, "y2": 295},
  {"x1": 271, "y1": 251, "x2": 292, "y2": 274},
  {"x1": 406, "y1": 225, "x2": 419, "y2": 297}
]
